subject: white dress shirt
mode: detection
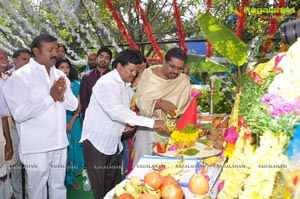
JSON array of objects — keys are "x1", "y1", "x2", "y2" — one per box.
[
  {"x1": 81, "y1": 69, "x2": 154, "y2": 155},
  {"x1": 3, "y1": 58, "x2": 78, "y2": 154}
]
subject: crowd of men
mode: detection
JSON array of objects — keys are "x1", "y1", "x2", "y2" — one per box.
[{"x1": 0, "y1": 33, "x2": 192, "y2": 199}]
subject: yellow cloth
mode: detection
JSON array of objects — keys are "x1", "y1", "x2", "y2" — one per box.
[{"x1": 135, "y1": 65, "x2": 192, "y2": 120}]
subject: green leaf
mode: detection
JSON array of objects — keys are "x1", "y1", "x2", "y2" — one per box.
[
  {"x1": 181, "y1": 124, "x2": 196, "y2": 134},
  {"x1": 187, "y1": 55, "x2": 231, "y2": 74},
  {"x1": 179, "y1": 148, "x2": 200, "y2": 156},
  {"x1": 198, "y1": 139, "x2": 211, "y2": 146},
  {"x1": 197, "y1": 12, "x2": 247, "y2": 66}
]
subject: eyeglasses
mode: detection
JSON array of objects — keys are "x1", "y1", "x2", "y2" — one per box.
[{"x1": 167, "y1": 62, "x2": 184, "y2": 72}]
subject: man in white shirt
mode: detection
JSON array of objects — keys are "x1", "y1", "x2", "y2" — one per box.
[
  {"x1": 10, "y1": 48, "x2": 31, "y2": 199},
  {"x1": 81, "y1": 49, "x2": 169, "y2": 199},
  {"x1": 3, "y1": 34, "x2": 78, "y2": 199}
]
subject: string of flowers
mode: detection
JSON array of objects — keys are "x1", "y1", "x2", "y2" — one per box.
[
  {"x1": 235, "y1": 0, "x2": 250, "y2": 38},
  {"x1": 135, "y1": 0, "x2": 163, "y2": 61},
  {"x1": 103, "y1": 0, "x2": 138, "y2": 50},
  {"x1": 206, "y1": 0, "x2": 212, "y2": 57},
  {"x1": 172, "y1": 0, "x2": 189, "y2": 53},
  {"x1": 146, "y1": 57, "x2": 162, "y2": 63},
  {"x1": 262, "y1": 0, "x2": 286, "y2": 53}
]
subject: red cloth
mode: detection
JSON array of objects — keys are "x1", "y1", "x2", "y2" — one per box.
[{"x1": 176, "y1": 97, "x2": 198, "y2": 130}]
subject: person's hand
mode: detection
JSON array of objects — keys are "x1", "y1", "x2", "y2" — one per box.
[
  {"x1": 50, "y1": 76, "x2": 66, "y2": 102},
  {"x1": 76, "y1": 100, "x2": 82, "y2": 113},
  {"x1": 157, "y1": 100, "x2": 178, "y2": 118},
  {"x1": 153, "y1": 120, "x2": 171, "y2": 135},
  {"x1": 4, "y1": 140, "x2": 13, "y2": 161},
  {"x1": 67, "y1": 121, "x2": 74, "y2": 131}
]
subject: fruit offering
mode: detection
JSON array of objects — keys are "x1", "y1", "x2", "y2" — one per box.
[{"x1": 114, "y1": 172, "x2": 184, "y2": 199}]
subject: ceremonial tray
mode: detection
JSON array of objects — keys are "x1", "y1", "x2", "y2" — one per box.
[{"x1": 153, "y1": 140, "x2": 222, "y2": 159}]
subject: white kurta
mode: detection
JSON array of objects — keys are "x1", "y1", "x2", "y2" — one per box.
[{"x1": 3, "y1": 58, "x2": 78, "y2": 155}]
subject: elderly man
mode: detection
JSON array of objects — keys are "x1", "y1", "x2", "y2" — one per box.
[
  {"x1": 4, "y1": 34, "x2": 78, "y2": 199},
  {"x1": 0, "y1": 48, "x2": 14, "y2": 199},
  {"x1": 132, "y1": 47, "x2": 192, "y2": 166}
]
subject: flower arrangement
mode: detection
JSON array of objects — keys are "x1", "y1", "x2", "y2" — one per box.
[
  {"x1": 196, "y1": 12, "x2": 300, "y2": 198},
  {"x1": 218, "y1": 38, "x2": 300, "y2": 199},
  {"x1": 170, "y1": 124, "x2": 202, "y2": 149},
  {"x1": 168, "y1": 90, "x2": 203, "y2": 149}
]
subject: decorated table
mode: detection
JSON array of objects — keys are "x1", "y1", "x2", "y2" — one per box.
[{"x1": 104, "y1": 155, "x2": 221, "y2": 199}]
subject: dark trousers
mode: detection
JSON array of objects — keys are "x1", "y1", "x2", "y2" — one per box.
[{"x1": 82, "y1": 140, "x2": 122, "y2": 199}]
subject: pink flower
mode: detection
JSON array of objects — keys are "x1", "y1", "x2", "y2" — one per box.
[
  {"x1": 191, "y1": 90, "x2": 201, "y2": 97},
  {"x1": 261, "y1": 93, "x2": 297, "y2": 118},
  {"x1": 224, "y1": 126, "x2": 239, "y2": 144},
  {"x1": 218, "y1": 181, "x2": 225, "y2": 192},
  {"x1": 294, "y1": 101, "x2": 300, "y2": 115},
  {"x1": 168, "y1": 144, "x2": 178, "y2": 151},
  {"x1": 204, "y1": 175, "x2": 210, "y2": 182},
  {"x1": 273, "y1": 55, "x2": 285, "y2": 73},
  {"x1": 280, "y1": 103, "x2": 295, "y2": 114}
]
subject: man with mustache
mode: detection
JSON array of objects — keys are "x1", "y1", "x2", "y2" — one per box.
[
  {"x1": 132, "y1": 47, "x2": 193, "y2": 167},
  {"x1": 81, "y1": 49, "x2": 169, "y2": 199},
  {"x1": 3, "y1": 34, "x2": 78, "y2": 199}
]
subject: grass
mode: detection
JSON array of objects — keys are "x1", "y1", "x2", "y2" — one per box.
[{"x1": 66, "y1": 172, "x2": 94, "y2": 199}]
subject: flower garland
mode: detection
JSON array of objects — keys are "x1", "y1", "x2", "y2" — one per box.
[
  {"x1": 146, "y1": 57, "x2": 162, "y2": 64},
  {"x1": 135, "y1": 0, "x2": 163, "y2": 61},
  {"x1": 172, "y1": 0, "x2": 189, "y2": 53},
  {"x1": 262, "y1": 0, "x2": 286, "y2": 53},
  {"x1": 206, "y1": 0, "x2": 212, "y2": 58},
  {"x1": 235, "y1": 0, "x2": 250, "y2": 38},
  {"x1": 239, "y1": 132, "x2": 288, "y2": 199},
  {"x1": 103, "y1": 0, "x2": 138, "y2": 50}
]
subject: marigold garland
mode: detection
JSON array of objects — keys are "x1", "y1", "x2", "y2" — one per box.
[
  {"x1": 103, "y1": 0, "x2": 138, "y2": 50},
  {"x1": 172, "y1": 0, "x2": 188, "y2": 53}
]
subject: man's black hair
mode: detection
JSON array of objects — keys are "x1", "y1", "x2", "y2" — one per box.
[
  {"x1": 31, "y1": 34, "x2": 57, "y2": 57},
  {"x1": 112, "y1": 49, "x2": 143, "y2": 69},
  {"x1": 165, "y1": 47, "x2": 187, "y2": 63},
  {"x1": 96, "y1": 47, "x2": 113, "y2": 61},
  {"x1": 12, "y1": 48, "x2": 31, "y2": 58}
]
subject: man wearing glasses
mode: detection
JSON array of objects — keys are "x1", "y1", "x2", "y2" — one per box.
[{"x1": 131, "y1": 47, "x2": 192, "y2": 167}]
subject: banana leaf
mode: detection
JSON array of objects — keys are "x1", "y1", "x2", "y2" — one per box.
[
  {"x1": 187, "y1": 54, "x2": 231, "y2": 75},
  {"x1": 197, "y1": 12, "x2": 247, "y2": 67}
]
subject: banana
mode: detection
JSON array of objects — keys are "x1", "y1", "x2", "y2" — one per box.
[
  {"x1": 159, "y1": 167, "x2": 183, "y2": 177},
  {"x1": 204, "y1": 156, "x2": 222, "y2": 165},
  {"x1": 152, "y1": 156, "x2": 184, "y2": 171},
  {"x1": 130, "y1": 176, "x2": 142, "y2": 189},
  {"x1": 143, "y1": 185, "x2": 161, "y2": 198},
  {"x1": 114, "y1": 184, "x2": 126, "y2": 197},
  {"x1": 125, "y1": 180, "x2": 136, "y2": 195}
]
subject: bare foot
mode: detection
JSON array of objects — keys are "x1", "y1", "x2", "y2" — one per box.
[{"x1": 71, "y1": 183, "x2": 81, "y2": 190}]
